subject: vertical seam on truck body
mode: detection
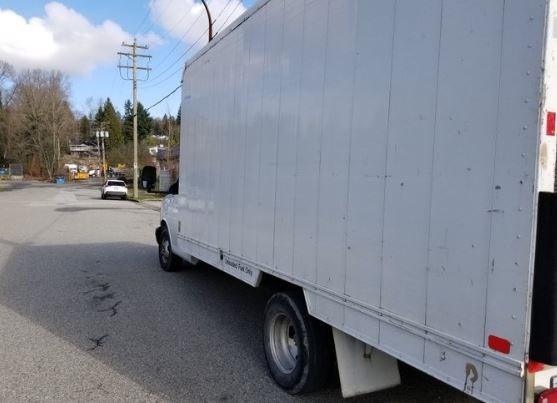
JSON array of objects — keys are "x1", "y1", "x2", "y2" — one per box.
[
  {"x1": 290, "y1": 1, "x2": 307, "y2": 277},
  {"x1": 481, "y1": 1, "x2": 507, "y2": 375},
  {"x1": 423, "y1": 0, "x2": 445, "y2": 364},
  {"x1": 342, "y1": 2, "x2": 360, "y2": 315},
  {"x1": 314, "y1": 1, "x2": 332, "y2": 286},
  {"x1": 378, "y1": 0, "x2": 399, "y2": 340},
  {"x1": 271, "y1": 0, "x2": 286, "y2": 268}
]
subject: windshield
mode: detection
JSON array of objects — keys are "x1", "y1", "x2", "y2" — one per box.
[{"x1": 106, "y1": 180, "x2": 126, "y2": 187}]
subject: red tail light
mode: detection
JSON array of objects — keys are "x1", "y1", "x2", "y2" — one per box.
[
  {"x1": 528, "y1": 360, "x2": 545, "y2": 373},
  {"x1": 547, "y1": 111, "x2": 556, "y2": 136},
  {"x1": 488, "y1": 335, "x2": 511, "y2": 354}
]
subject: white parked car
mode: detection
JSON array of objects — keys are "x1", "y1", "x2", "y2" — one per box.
[{"x1": 101, "y1": 180, "x2": 128, "y2": 200}]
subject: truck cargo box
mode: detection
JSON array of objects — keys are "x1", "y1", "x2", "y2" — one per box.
[{"x1": 158, "y1": 1, "x2": 557, "y2": 401}]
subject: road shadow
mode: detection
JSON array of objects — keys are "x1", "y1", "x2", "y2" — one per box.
[
  {"x1": 55, "y1": 206, "x2": 132, "y2": 213},
  {"x1": 0, "y1": 179, "x2": 103, "y2": 192},
  {"x1": 0, "y1": 242, "x2": 475, "y2": 402},
  {"x1": 0, "y1": 180, "x2": 34, "y2": 192}
]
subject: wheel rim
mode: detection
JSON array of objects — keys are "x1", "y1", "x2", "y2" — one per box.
[
  {"x1": 160, "y1": 237, "x2": 170, "y2": 266},
  {"x1": 268, "y1": 313, "x2": 298, "y2": 374}
]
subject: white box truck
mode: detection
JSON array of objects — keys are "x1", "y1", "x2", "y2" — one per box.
[{"x1": 156, "y1": 1, "x2": 557, "y2": 401}]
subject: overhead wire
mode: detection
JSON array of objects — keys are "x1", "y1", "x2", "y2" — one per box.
[
  {"x1": 136, "y1": 0, "x2": 244, "y2": 116},
  {"x1": 133, "y1": 7, "x2": 151, "y2": 36},
  {"x1": 151, "y1": 7, "x2": 203, "y2": 71},
  {"x1": 215, "y1": 0, "x2": 242, "y2": 35},
  {"x1": 139, "y1": 27, "x2": 207, "y2": 89},
  {"x1": 144, "y1": 84, "x2": 182, "y2": 113},
  {"x1": 140, "y1": 0, "x2": 236, "y2": 89},
  {"x1": 140, "y1": 0, "x2": 177, "y2": 37}
]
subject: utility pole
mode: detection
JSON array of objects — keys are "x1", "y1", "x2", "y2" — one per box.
[
  {"x1": 118, "y1": 39, "x2": 151, "y2": 198},
  {"x1": 167, "y1": 117, "x2": 172, "y2": 173},
  {"x1": 93, "y1": 121, "x2": 109, "y2": 180},
  {"x1": 95, "y1": 130, "x2": 101, "y2": 174},
  {"x1": 95, "y1": 130, "x2": 109, "y2": 181}
]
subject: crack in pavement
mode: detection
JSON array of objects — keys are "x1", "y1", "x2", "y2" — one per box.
[
  {"x1": 93, "y1": 293, "x2": 115, "y2": 302},
  {"x1": 82, "y1": 282, "x2": 110, "y2": 294},
  {"x1": 97, "y1": 301, "x2": 122, "y2": 317},
  {"x1": 74, "y1": 382, "x2": 110, "y2": 395},
  {"x1": 87, "y1": 334, "x2": 109, "y2": 351}
]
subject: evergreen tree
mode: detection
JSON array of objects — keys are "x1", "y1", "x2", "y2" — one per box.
[
  {"x1": 122, "y1": 99, "x2": 153, "y2": 142},
  {"x1": 152, "y1": 117, "x2": 164, "y2": 137},
  {"x1": 176, "y1": 105, "x2": 181, "y2": 126},
  {"x1": 78, "y1": 115, "x2": 90, "y2": 141},
  {"x1": 94, "y1": 105, "x2": 105, "y2": 125},
  {"x1": 137, "y1": 102, "x2": 153, "y2": 141},
  {"x1": 122, "y1": 99, "x2": 133, "y2": 142},
  {"x1": 103, "y1": 98, "x2": 123, "y2": 148}
]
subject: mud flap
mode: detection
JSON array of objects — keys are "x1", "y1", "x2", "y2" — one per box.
[{"x1": 332, "y1": 328, "x2": 400, "y2": 398}]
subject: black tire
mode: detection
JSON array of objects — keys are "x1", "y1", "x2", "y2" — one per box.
[
  {"x1": 101, "y1": 193, "x2": 106, "y2": 200},
  {"x1": 158, "y1": 226, "x2": 181, "y2": 272},
  {"x1": 263, "y1": 291, "x2": 333, "y2": 395},
  {"x1": 121, "y1": 195, "x2": 127, "y2": 200}
]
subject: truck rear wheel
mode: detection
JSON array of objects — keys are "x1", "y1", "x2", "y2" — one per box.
[
  {"x1": 158, "y1": 226, "x2": 181, "y2": 272},
  {"x1": 263, "y1": 291, "x2": 333, "y2": 394}
]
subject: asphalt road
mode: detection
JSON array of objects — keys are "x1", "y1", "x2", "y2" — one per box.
[{"x1": 0, "y1": 180, "x2": 476, "y2": 402}]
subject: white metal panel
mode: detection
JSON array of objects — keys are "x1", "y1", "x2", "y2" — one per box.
[
  {"x1": 426, "y1": 0, "x2": 504, "y2": 346},
  {"x1": 190, "y1": 59, "x2": 210, "y2": 245},
  {"x1": 380, "y1": 323, "x2": 425, "y2": 364},
  {"x1": 206, "y1": 46, "x2": 220, "y2": 249},
  {"x1": 314, "y1": 0, "x2": 356, "y2": 324},
  {"x1": 380, "y1": 0, "x2": 442, "y2": 325},
  {"x1": 482, "y1": 365, "x2": 524, "y2": 403},
  {"x1": 200, "y1": 58, "x2": 213, "y2": 245},
  {"x1": 484, "y1": 0, "x2": 547, "y2": 366},
  {"x1": 241, "y1": 16, "x2": 265, "y2": 260},
  {"x1": 181, "y1": 61, "x2": 199, "y2": 240},
  {"x1": 217, "y1": 36, "x2": 238, "y2": 251},
  {"x1": 213, "y1": 44, "x2": 226, "y2": 250},
  {"x1": 273, "y1": 0, "x2": 304, "y2": 276},
  {"x1": 424, "y1": 341, "x2": 485, "y2": 399},
  {"x1": 256, "y1": 0, "x2": 284, "y2": 267},
  {"x1": 344, "y1": 0, "x2": 395, "y2": 310},
  {"x1": 175, "y1": 0, "x2": 551, "y2": 401},
  {"x1": 291, "y1": 1, "x2": 328, "y2": 283},
  {"x1": 228, "y1": 25, "x2": 249, "y2": 255}
]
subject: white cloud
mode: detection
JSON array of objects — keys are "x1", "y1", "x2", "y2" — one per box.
[
  {"x1": 0, "y1": 2, "x2": 162, "y2": 75},
  {"x1": 149, "y1": 0, "x2": 246, "y2": 45}
]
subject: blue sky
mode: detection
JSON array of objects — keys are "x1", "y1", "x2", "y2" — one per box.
[{"x1": 0, "y1": 0, "x2": 257, "y2": 118}]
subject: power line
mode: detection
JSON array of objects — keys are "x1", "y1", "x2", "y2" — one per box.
[
  {"x1": 209, "y1": 0, "x2": 235, "y2": 36},
  {"x1": 139, "y1": 28, "x2": 207, "y2": 89},
  {"x1": 141, "y1": 0, "x2": 234, "y2": 89},
  {"x1": 151, "y1": 8, "x2": 203, "y2": 71},
  {"x1": 145, "y1": 84, "x2": 182, "y2": 112},
  {"x1": 133, "y1": 7, "x2": 151, "y2": 36},
  {"x1": 140, "y1": 0, "x2": 177, "y2": 36},
  {"x1": 215, "y1": 0, "x2": 242, "y2": 35}
]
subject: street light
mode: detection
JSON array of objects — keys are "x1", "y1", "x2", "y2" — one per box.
[
  {"x1": 200, "y1": 0, "x2": 213, "y2": 42},
  {"x1": 95, "y1": 130, "x2": 109, "y2": 181}
]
